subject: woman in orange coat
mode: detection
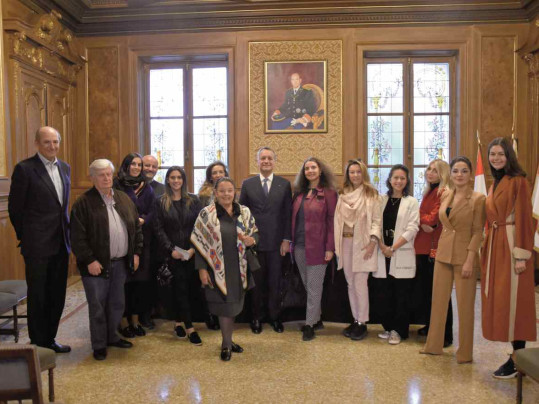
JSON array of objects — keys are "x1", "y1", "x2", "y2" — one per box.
[{"x1": 481, "y1": 137, "x2": 537, "y2": 379}]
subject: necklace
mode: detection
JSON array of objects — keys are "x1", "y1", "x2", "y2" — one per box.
[{"x1": 390, "y1": 197, "x2": 401, "y2": 206}]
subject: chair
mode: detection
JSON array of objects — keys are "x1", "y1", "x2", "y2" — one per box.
[
  {"x1": 514, "y1": 348, "x2": 539, "y2": 403},
  {"x1": 302, "y1": 83, "x2": 325, "y2": 129},
  {"x1": 0, "y1": 280, "x2": 28, "y2": 342},
  {"x1": 0, "y1": 344, "x2": 56, "y2": 403}
]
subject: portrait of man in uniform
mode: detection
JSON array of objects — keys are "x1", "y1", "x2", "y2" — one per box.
[{"x1": 265, "y1": 61, "x2": 327, "y2": 133}]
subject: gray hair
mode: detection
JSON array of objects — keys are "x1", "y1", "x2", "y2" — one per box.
[
  {"x1": 89, "y1": 159, "x2": 115, "y2": 176},
  {"x1": 257, "y1": 146, "x2": 276, "y2": 161}
]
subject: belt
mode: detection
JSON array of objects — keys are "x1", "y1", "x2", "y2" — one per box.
[
  {"x1": 485, "y1": 220, "x2": 515, "y2": 297},
  {"x1": 111, "y1": 256, "x2": 126, "y2": 262},
  {"x1": 342, "y1": 232, "x2": 354, "y2": 238}
]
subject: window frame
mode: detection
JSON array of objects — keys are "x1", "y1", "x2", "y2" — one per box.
[
  {"x1": 142, "y1": 60, "x2": 229, "y2": 191},
  {"x1": 364, "y1": 55, "x2": 457, "y2": 199}
]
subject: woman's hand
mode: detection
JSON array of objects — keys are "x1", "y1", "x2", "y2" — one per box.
[
  {"x1": 362, "y1": 241, "x2": 376, "y2": 260},
  {"x1": 239, "y1": 233, "x2": 255, "y2": 247},
  {"x1": 139, "y1": 217, "x2": 145, "y2": 225},
  {"x1": 180, "y1": 248, "x2": 195, "y2": 261},
  {"x1": 515, "y1": 259, "x2": 527, "y2": 274},
  {"x1": 421, "y1": 224, "x2": 434, "y2": 233},
  {"x1": 381, "y1": 245, "x2": 393, "y2": 258},
  {"x1": 324, "y1": 251, "x2": 334, "y2": 262},
  {"x1": 171, "y1": 250, "x2": 182, "y2": 260},
  {"x1": 461, "y1": 260, "x2": 473, "y2": 279},
  {"x1": 199, "y1": 269, "x2": 213, "y2": 288},
  {"x1": 133, "y1": 254, "x2": 139, "y2": 271}
]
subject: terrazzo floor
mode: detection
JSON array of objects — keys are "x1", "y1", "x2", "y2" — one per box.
[{"x1": 3, "y1": 278, "x2": 539, "y2": 403}]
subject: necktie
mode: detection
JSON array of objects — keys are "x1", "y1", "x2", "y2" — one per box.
[{"x1": 263, "y1": 178, "x2": 269, "y2": 197}]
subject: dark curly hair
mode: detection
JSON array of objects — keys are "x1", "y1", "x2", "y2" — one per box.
[{"x1": 293, "y1": 157, "x2": 335, "y2": 196}]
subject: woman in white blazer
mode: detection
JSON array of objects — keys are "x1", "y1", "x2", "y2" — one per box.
[
  {"x1": 371, "y1": 164, "x2": 419, "y2": 345},
  {"x1": 334, "y1": 159, "x2": 381, "y2": 341}
]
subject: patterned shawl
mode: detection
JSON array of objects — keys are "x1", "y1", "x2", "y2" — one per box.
[{"x1": 190, "y1": 202, "x2": 258, "y2": 295}]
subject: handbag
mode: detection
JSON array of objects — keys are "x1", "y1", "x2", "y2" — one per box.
[
  {"x1": 245, "y1": 247, "x2": 261, "y2": 272},
  {"x1": 156, "y1": 260, "x2": 173, "y2": 287},
  {"x1": 281, "y1": 256, "x2": 307, "y2": 309},
  {"x1": 428, "y1": 233, "x2": 437, "y2": 261}
]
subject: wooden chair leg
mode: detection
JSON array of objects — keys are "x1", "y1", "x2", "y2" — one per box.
[
  {"x1": 48, "y1": 368, "x2": 55, "y2": 402},
  {"x1": 13, "y1": 305, "x2": 19, "y2": 343},
  {"x1": 516, "y1": 371, "x2": 522, "y2": 404}
]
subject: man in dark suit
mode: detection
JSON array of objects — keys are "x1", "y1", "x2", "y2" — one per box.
[
  {"x1": 239, "y1": 147, "x2": 292, "y2": 333},
  {"x1": 8, "y1": 126, "x2": 71, "y2": 353},
  {"x1": 271, "y1": 72, "x2": 317, "y2": 130}
]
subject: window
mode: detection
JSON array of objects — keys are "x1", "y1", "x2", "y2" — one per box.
[
  {"x1": 145, "y1": 60, "x2": 228, "y2": 192},
  {"x1": 365, "y1": 57, "x2": 455, "y2": 200}
]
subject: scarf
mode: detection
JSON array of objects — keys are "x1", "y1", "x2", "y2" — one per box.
[
  {"x1": 337, "y1": 186, "x2": 366, "y2": 227},
  {"x1": 190, "y1": 202, "x2": 258, "y2": 296}
]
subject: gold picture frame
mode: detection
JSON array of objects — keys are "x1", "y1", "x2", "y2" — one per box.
[{"x1": 265, "y1": 60, "x2": 327, "y2": 134}]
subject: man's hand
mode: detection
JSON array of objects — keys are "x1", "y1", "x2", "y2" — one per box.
[
  {"x1": 133, "y1": 254, "x2": 140, "y2": 271},
  {"x1": 88, "y1": 260, "x2": 103, "y2": 276},
  {"x1": 280, "y1": 240, "x2": 290, "y2": 256}
]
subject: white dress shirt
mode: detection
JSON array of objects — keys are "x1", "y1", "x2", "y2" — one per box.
[{"x1": 38, "y1": 152, "x2": 64, "y2": 205}]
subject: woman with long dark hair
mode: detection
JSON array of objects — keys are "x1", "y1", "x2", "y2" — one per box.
[
  {"x1": 113, "y1": 152, "x2": 156, "y2": 338},
  {"x1": 334, "y1": 159, "x2": 381, "y2": 341},
  {"x1": 192, "y1": 177, "x2": 259, "y2": 360},
  {"x1": 154, "y1": 166, "x2": 203, "y2": 345},
  {"x1": 421, "y1": 156, "x2": 485, "y2": 363},
  {"x1": 372, "y1": 164, "x2": 419, "y2": 345},
  {"x1": 291, "y1": 157, "x2": 337, "y2": 341},
  {"x1": 198, "y1": 161, "x2": 229, "y2": 207},
  {"x1": 481, "y1": 137, "x2": 536, "y2": 378},
  {"x1": 414, "y1": 159, "x2": 453, "y2": 347}
]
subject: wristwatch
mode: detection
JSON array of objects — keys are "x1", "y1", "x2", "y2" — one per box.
[{"x1": 390, "y1": 246, "x2": 395, "y2": 253}]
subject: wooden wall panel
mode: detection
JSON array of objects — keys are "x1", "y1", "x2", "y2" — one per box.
[
  {"x1": 480, "y1": 36, "x2": 516, "y2": 151},
  {"x1": 0, "y1": 216, "x2": 24, "y2": 281},
  {"x1": 87, "y1": 46, "x2": 120, "y2": 164}
]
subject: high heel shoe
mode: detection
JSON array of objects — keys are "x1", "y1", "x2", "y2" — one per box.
[{"x1": 220, "y1": 347, "x2": 232, "y2": 361}]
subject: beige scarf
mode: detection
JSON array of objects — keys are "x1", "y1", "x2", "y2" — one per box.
[{"x1": 337, "y1": 186, "x2": 367, "y2": 227}]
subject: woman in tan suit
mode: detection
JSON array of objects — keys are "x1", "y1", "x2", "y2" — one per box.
[{"x1": 421, "y1": 156, "x2": 486, "y2": 363}]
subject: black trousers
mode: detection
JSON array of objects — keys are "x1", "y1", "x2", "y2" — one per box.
[
  {"x1": 371, "y1": 258, "x2": 412, "y2": 339},
  {"x1": 415, "y1": 254, "x2": 453, "y2": 341},
  {"x1": 250, "y1": 250, "x2": 283, "y2": 321},
  {"x1": 124, "y1": 281, "x2": 151, "y2": 318},
  {"x1": 170, "y1": 259, "x2": 197, "y2": 328},
  {"x1": 24, "y1": 249, "x2": 69, "y2": 347}
]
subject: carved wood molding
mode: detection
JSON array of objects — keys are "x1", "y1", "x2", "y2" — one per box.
[{"x1": 4, "y1": 12, "x2": 86, "y2": 85}]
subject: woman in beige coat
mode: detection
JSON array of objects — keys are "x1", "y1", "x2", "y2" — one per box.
[
  {"x1": 421, "y1": 156, "x2": 486, "y2": 364},
  {"x1": 334, "y1": 160, "x2": 381, "y2": 340}
]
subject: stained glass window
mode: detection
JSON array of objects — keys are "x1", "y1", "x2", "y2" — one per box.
[
  {"x1": 148, "y1": 64, "x2": 228, "y2": 192},
  {"x1": 366, "y1": 59, "x2": 453, "y2": 201}
]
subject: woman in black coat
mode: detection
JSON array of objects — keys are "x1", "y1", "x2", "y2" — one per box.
[
  {"x1": 113, "y1": 153, "x2": 156, "y2": 337},
  {"x1": 154, "y1": 166, "x2": 203, "y2": 345}
]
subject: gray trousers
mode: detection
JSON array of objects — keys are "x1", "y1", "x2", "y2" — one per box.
[
  {"x1": 294, "y1": 246, "x2": 327, "y2": 326},
  {"x1": 82, "y1": 259, "x2": 127, "y2": 350}
]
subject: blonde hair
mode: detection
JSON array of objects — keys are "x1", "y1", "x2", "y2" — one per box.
[
  {"x1": 342, "y1": 159, "x2": 379, "y2": 199},
  {"x1": 423, "y1": 159, "x2": 450, "y2": 196}
]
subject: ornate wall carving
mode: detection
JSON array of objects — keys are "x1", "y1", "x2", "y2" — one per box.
[{"x1": 249, "y1": 40, "x2": 342, "y2": 174}]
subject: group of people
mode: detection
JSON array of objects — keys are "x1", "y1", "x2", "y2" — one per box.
[{"x1": 8, "y1": 126, "x2": 536, "y2": 374}]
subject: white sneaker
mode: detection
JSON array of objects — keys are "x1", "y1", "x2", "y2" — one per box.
[
  {"x1": 388, "y1": 330, "x2": 401, "y2": 345},
  {"x1": 378, "y1": 330, "x2": 390, "y2": 339}
]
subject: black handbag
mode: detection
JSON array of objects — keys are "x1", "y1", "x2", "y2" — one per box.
[
  {"x1": 245, "y1": 247, "x2": 261, "y2": 272},
  {"x1": 156, "y1": 260, "x2": 173, "y2": 287},
  {"x1": 281, "y1": 256, "x2": 307, "y2": 309}
]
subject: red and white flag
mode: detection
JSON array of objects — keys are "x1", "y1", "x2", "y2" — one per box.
[
  {"x1": 474, "y1": 147, "x2": 487, "y2": 196},
  {"x1": 532, "y1": 164, "x2": 539, "y2": 252}
]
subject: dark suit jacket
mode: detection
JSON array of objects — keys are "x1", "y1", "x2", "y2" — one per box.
[
  {"x1": 239, "y1": 175, "x2": 292, "y2": 252},
  {"x1": 8, "y1": 154, "x2": 71, "y2": 258}
]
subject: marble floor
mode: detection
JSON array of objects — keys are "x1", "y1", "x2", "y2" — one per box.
[{"x1": 3, "y1": 279, "x2": 539, "y2": 403}]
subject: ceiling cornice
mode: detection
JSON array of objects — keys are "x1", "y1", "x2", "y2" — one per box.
[{"x1": 20, "y1": 0, "x2": 539, "y2": 36}]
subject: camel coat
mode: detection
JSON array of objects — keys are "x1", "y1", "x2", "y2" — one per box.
[{"x1": 481, "y1": 176, "x2": 537, "y2": 342}]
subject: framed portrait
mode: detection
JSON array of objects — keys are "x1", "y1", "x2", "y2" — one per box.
[{"x1": 265, "y1": 61, "x2": 327, "y2": 133}]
